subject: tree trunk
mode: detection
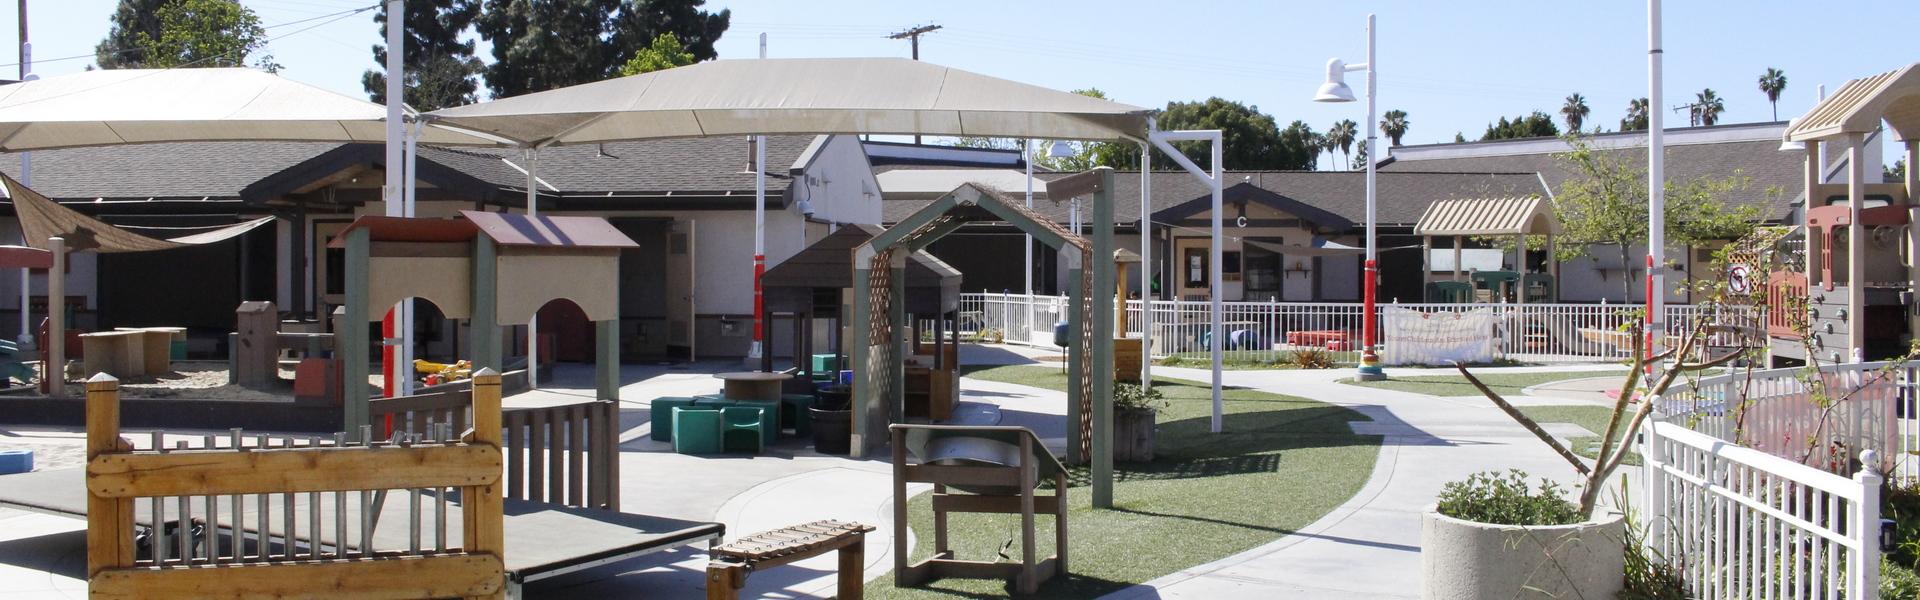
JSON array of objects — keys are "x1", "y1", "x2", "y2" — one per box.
[{"x1": 1619, "y1": 244, "x2": 1634, "y2": 304}]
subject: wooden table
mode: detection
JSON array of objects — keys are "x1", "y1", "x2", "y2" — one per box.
[
  {"x1": 81, "y1": 330, "x2": 146, "y2": 378},
  {"x1": 715, "y1": 371, "x2": 791, "y2": 402},
  {"x1": 115, "y1": 327, "x2": 184, "y2": 374}
]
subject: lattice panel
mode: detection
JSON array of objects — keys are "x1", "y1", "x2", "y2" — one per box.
[{"x1": 1077, "y1": 246, "x2": 1094, "y2": 461}]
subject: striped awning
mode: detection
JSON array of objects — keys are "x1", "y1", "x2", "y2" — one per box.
[
  {"x1": 1784, "y1": 63, "x2": 1920, "y2": 142},
  {"x1": 1414, "y1": 196, "x2": 1559, "y2": 237}
]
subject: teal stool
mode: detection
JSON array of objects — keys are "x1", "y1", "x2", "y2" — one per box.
[
  {"x1": 672, "y1": 408, "x2": 724, "y2": 454},
  {"x1": 728, "y1": 399, "x2": 780, "y2": 446},
  {"x1": 693, "y1": 394, "x2": 729, "y2": 405},
  {"x1": 722, "y1": 407, "x2": 766, "y2": 453},
  {"x1": 780, "y1": 394, "x2": 815, "y2": 436},
  {"x1": 650, "y1": 397, "x2": 698, "y2": 442},
  {"x1": 810, "y1": 354, "x2": 841, "y2": 374}
]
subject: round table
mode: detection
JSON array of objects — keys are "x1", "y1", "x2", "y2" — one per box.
[{"x1": 714, "y1": 371, "x2": 792, "y2": 402}]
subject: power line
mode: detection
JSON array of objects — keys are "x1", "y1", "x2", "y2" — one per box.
[
  {"x1": 0, "y1": 2, "x2": 377, "y2": 70},
  {"x1": 888, "y1": 24, "x2": 941, "y2": 143}
]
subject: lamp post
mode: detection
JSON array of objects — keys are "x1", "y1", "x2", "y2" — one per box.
[
  {"x1": 1024, "y1": 140, "x2": 1077, "y2": 344},
  {"x1": 1314, "y1": 13, "x2": 1385, "y2": 381}
]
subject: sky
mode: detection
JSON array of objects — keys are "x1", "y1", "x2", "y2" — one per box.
[{"x1": 0, "y1": 1, "x2": 1911, "y2": 168}]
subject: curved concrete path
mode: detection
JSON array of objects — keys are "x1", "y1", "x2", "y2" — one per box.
[{"x1": 1102, "y1": 363, "x2": 1633, "y2": 599}]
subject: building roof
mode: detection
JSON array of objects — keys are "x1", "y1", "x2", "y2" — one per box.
[
  {"x1": 880, "y1": 169, "x2": 1549, "y2": 228},
  {"x1": 1382, "y1": 122, "x2": 1801, "y2": 220},
  {"x1": 0, "y1": 135, "x2": 821, "y2": 209}
]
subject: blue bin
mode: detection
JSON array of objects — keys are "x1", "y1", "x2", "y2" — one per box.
[
  {"x1": 0, "y1": 449, "x2": 32, "y2": 475},
  {"x1": 1052, "y1": 321, "x2": 1071, "y2": 348}
]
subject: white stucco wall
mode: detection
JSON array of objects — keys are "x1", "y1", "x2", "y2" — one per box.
[{"x1": 791, "y1": 135, "x2": 882, "y2": 226}]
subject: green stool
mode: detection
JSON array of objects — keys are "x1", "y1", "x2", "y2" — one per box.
[
  {"x1": 671, "y1": 407, "x2": 724, "y2": 454},
  {"x1": 780, "y1": 394, "x2": 815, "y2": 436},
  {"x1": 693, "y1": 394, "x2": 729, "y2": 405},
  {"x1": 722, "y1": 407, "x2": 766, "y2": 453},
  {"x1": 728, "y1": 399, "x2": 780, "y2": 446},
  {"x1": 650, "y1": 397, "x2": 698, "y2": 442},
  {"x1": 810, "y1": 354, "x2": 841, "y2": 374}
]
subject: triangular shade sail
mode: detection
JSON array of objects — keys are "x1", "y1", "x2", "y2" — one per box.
[
  {"x1": 426, "y1": 58, "x2": 1153, "y2": 146},
  {"x1": 0, "y1": 68, "x2": 502, "y2": 151},
  {"x1": 1, "y1": 173, "x2": 272, "y2": 252}
]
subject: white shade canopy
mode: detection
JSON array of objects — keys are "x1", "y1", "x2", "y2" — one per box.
[
  {"x1": 427, "y1": 57, "x2": 1154, "y2": 147},
  {"x1": 0, "y1": 68, "x2": 504, "y2": 151}
]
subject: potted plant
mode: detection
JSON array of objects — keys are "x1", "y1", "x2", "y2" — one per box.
[
  {"x1": 1113, "y1": 382, "x2": 1163, "y2": 462},
  {"x1": 1426, "y1": 314, "x2": 1740, "y2": 598},
  {"x1": 811, "y1": 385, "x2": 853, "y2": 455}
]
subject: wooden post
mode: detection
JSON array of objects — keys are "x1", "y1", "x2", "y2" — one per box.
[
  {"x1": 888, "y1": 253, "x2": 908, "y2": 426},
  {"x1": 1846, "y1": 135, "x2": 1866, "y2": 362},
  {"x1": 594, "y1": 320, "x2": 618, "y2": 403},
  {"x1": 1065, "y1": 251, "x2": 1084, "y2": 466},
  {"x1": 47, "y1": 236, "x2": 64, "y2": 396},
  {"x1": 850, "y1": 247, "x2": 874, "y2": 458},
  {"x1": 470, "y1": 237, "x2": 501, "y2": 374},
  {"x1": 1452, "y1": 235, "x2": 1464, "y2": 282},
  {"x1": 1420, "y1": 235, "x2": 1431, "y2": 299},
  {"x1": 464, "y1": 368, "x2": 506, "y2": 600},
  {"x1": 890, "y1": 427, "x2": 911, "y2": 586},
  {"x1": 838, "y1": 536, "x2": 866, "y2": 600},
  {"x1": 343, "y1": 226, "x2": 371, "y2": 438},
  {"x1": 85, "y1": 373, "x2": 133, "y2": 578},
  {"x1": 1017, "y1": 432, "x2": 1038, "y2": 594},
  {"x1": 1090, "y1": 167, "x2": 1116, "y2": 509}
]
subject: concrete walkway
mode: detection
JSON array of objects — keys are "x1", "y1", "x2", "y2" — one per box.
[{"x1": 1103, "y1": 363, "x2": 1634, "y2": 599}]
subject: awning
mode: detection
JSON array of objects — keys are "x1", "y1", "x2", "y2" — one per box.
[
  {"x1": 426, "y1": 58, "x2": 1154, "y2": 146},
  {"x1": 1414, "y1": 196, "x2": 1560, "y2": 237},
  {"x1": 875, "y1": 169, "x2": 1045, "y2": 199},
  {"x1": 0, "y1": 68, "x2": 503, "y2": 151},
  {"x1": 1785, "y1": 62, "x2": 1920, "y2": 142},
  {"x1": 1, "y1": 173, "x2": 272, "y2": 252}
]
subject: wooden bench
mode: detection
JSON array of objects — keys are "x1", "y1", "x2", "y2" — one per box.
[{"x1": 705, "y1": 520, "x2": 874, "y2": 600}]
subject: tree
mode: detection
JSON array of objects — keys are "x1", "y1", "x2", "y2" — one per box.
[
  {"x1": 1758, "y1": 67, "x2": 1788, "y2": 121},
  {"x1": 1621, "y1": 97, "x2": 1650, "y2": 131},
  {"x1": 1022, "y1": 89, "x2": 1139, "y2": 171},
  {"x1": 97, "y1": 0, "x2": 273, "y2": 70},
  {"x1": 1481, "y1": 111, "x2": 1559, "y2": 140},
  {"x1": 1692, "y1": 88, "x2": 1725, "y2": 126},
  {"x1": 1560, "y1": 93, "x2": 1590, "y2": 133},
  {"x1": 1380, "y1": 109, "x2": 1410, "y2": 146},
  {"x1": 1147, "y1": 97, "x2": 1312, "y2": 170},
  {"x1": 1350, "y1": 141, "x2": 1369, "y2": 171},
  {"x1": 619, "y1": 32, "x2": 696, "y2": 76},
  {"x1": 1454, "y1": 132, "x2": 1467, "y2": 143},
  {"x1": 1890, "y1": 159, "x2": 1908, "y2": 183},
  {"x1": 1279, "y1": 121, "x2": 1320, "y2": 171},
  {"x1": 1551, "y1": 135, "x2": 1763, "y2": 301},
  {"x1": 1326, "y1": 119, "x2": 1357, "y2": 168},
  {"x1": 477, "y1": 0, "x2": 729, "y2": 98},
  {"x1": 363, "y1": 0, "x2": 485, "y2": 111}
]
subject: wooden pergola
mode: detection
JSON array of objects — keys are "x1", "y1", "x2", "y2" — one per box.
[
  {"x1": 1414, "y1": 196, "x2": 1561, "y2": 304},
  {"x1": 854, "y1": 169, "x2": 1122, "y2": 507}
]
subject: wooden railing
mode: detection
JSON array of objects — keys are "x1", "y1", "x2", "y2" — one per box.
[
  {"x1": 1765, "y1": 270, "x2": 1807, "y2": 340},
  {"x1": 372, "y1": 388, "x2": 621, "y2": 511},
  {"x1": 85, "y1": 371, "x2": 507, "y2": 599}
]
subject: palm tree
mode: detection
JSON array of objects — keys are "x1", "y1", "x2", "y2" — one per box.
[
  {"x1": 1621, "y1": 97, "x2": 1649, "y2": 131},
  {"x1": 1327, "y1": 119, "x2": 1357, "y2": 168},
  {"x1": 1560, "y1": 93, "x2": 1591, "y2": 133},
  {"x1": 1321, "y1": 134, "x2": 1338, "y2": 170},
  {"x1": 1758, "y1": 67, "x2": 1788, "y2": 121},
  {"x1": 1306, "y1": 132, "x2": 1324, "y2": 170},
  {"x1": 1380, "y1": 109, "x2": 1410, "y2": 146},
  {"x1": 1695, "y1": 88, "x2": 1725, "y2": 126}
]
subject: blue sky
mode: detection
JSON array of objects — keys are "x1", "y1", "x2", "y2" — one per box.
[{"x1": 1, "y1": 1, "x2": 1912, "y2": 167}]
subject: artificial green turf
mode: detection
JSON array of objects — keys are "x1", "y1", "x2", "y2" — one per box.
[
  {"x1": 1517, "y1": 404, "x2": 1642, "y2": 466},
  {"x1": 865, "y1": 365, "x2": 1381, "y2": 599},
  {"x1": 1154, "y1": 350, "x2": 1354, "y2": 370},
  {"x1": 1339, "y1": 369, "x2": 1628, "y2": 398}
]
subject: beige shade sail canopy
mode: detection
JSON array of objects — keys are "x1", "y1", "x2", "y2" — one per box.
[
  {"x1": 1785, "y1": 62, "x2": 1920, "y2": 142},
  {"x1": 425, "y1": 57, "x2": 1154, "y2": 146},
  {"x1": 0, "y1": 68, "x2": 504, "y2": 151},
  {"x1": 1, "y1": 173, "x2": 273, "y2": 252}
]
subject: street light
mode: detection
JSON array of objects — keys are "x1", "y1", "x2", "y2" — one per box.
[
  {"x1": 1050, "y1": 141, "x2": 1081, "y2": 231},
  {"x1": 1315, "y1": 13, "x2": 1386, "y2": 381}
]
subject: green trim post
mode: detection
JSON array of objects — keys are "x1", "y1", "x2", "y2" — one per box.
[
  {"x1": 1091, "y1": 167, "x2": 1117, "y2": 509},
  {"x1": 595, "y1": 320, "x2": 618, "y2": 402},
  {"x1": 1066, "y1": 250, "x2": 1085, "y2": 466},
  {"x1": 888, "y1": 252, "x2": 908, "y2": 424},
  {"x1": 850, "y1": 245, "x2": 875, "y2": 457},
  {"x1": 470, "y1": 236, "x2": 501, "y2": 373},
  {"x1": 342, "y1": 226, "x2": 371, "y2": 439}
]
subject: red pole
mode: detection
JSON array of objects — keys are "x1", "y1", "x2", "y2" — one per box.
[
  {"x1": 1361, "y1": 259, "x2": 1379, "y2": 369},
  {"x1": 753, "y1": 254, "x2": 765, "y2": 350},
  {"x1": 381, "y1": 308, "x2": 395, "y2": 437}
]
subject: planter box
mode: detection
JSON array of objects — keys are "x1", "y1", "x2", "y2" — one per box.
[
  {"x1": 1114, "y1": 408, "x2": 1156, "y2": 462},
  {"x1": 1420, "y1": 509, "x2": 1624, "y2": 599}
]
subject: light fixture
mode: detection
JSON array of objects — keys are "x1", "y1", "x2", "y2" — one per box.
[
  {"x1": 1778, "y1": 139, "x2": 1805, "y2": 152},
  {"x1": 1048, "y1": 140, "x2": 1075, "y2": 159},
  {"x1": 1314, "y1": 59, "x2": 1356, "y2": 103}
]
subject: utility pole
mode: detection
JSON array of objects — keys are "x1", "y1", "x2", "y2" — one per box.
[
  {"x1": 888, "y1": 24, "x2": 941, "y2": 144},
  {"x1": 16, "y1": 0, "x2": 31, "y2": 349}
]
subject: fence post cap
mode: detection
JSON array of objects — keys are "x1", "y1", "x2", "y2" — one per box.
[
  {"x1": 1861, "y1": 449, "x2": 1882, "y2": 475},
  {"x1": 472, "y1": 367, "x2": 500, "y2": 379},
  {"x1": 86, "y1": 373, "x2": 119, "y2": 386}
]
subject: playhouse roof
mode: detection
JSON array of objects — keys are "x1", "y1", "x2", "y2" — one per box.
[{"x1": 327, "y1": 212, "x2": 637, "y2": 249}]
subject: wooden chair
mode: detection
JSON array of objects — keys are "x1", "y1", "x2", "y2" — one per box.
[{"x1": 705, "y1": 520, "x2": 874, "y2": 600}]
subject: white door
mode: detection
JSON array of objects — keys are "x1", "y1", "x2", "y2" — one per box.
[{"x1": 667, "y1": 220, "x2": 697, "y2": 360}]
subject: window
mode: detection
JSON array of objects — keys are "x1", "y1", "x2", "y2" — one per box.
[{"x1": 1183, "y1": 247, "x2": 1208, "y2": 287}]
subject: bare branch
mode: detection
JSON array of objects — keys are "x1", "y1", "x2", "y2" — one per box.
[{"x1": 1455, "y1": 363, "x2": 1591, "y2": 476}]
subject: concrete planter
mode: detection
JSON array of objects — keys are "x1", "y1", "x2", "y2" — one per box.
[{"x1": 1420, "y1": 509, "x2": 1625, "y2": 599}]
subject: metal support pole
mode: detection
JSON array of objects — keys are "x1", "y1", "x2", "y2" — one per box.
[
  {"x1": 1091, "y1": 168, "x2": 1116, "y2": 508},
  {"x1": 750, "y1": 33, "x2": 768, "y2": 367},
  {"x1": 45, "y1": 236, "x2": 62, "y2": 397},
  {"x1": 1146, "y1": 125, "x2": 1226, "y2": 433},
  {"x1": 1356, "y1": 14, "x2": 1385, "y2": 381},
  {"x1": 1139, "y1": 144, "x2": 1153, "y2": 390},
  {"x1": 1025, "y1": 139, "x2": 1035, "y2": 342},
  {"x1": 14, "y1": 14, "x2": 29, "y2": 348},
  {"x1": 525, "y1": 148, "x2": 540, "y2": 388},
  {"x1": 1646, "y1": 0, "x2": 1666, "y2": 362},
  {"x1": 381, "y1": 0, "x2": 411, "y2": 397}
]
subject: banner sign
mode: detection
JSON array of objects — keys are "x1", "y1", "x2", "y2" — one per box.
[{"x1": 1382, "y1": 306, "x2": 1496, "y2": 366}]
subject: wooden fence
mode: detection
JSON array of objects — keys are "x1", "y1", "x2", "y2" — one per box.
[
  {"x1": 371, "y1": 388, "x2": 621, "y2": 510},
  {"x1": 85, "y1": 371, "x2": 508, "y2": 599}
]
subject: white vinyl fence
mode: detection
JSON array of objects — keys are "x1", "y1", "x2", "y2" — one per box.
[
  {"x1": 1653, "y1": 362, "x2": 1919, "y2": 480},
  {"x1": 1644, "y1": 422, "x2": 1882, "y2": 599},
  {"x1": 957, "y1": 292, "x2": 1753, "y2": 365}
]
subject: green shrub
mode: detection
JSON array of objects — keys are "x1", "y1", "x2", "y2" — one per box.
[
  {"x1": 1288, "y1": 348, "x2": 1336, "y2": 369},
  {"x1": 1435, "y1": 470, "x2": 1580, "y2": 526},
  {"x1": 1113, "y1": 382, "x2": 1165, "y2": 413},
  {"x1": 1885, "y1": 557, "x2": 1920, "y2": 600}
]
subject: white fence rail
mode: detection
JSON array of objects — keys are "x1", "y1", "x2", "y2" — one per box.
[
  {"x1": 1644, "y1": 422, "x2": 1882, "y2": 599},
  {"x1": 1653, "y1": 362, "x2": 1918, "y2": 480},
  {"x1": 957, "y1": 293, "x2": 1753, "y2": 365}
]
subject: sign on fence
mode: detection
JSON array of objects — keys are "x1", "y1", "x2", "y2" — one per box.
[{"x1": 1381, "y1": 307, "x2": 1495, "y2": 366}]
